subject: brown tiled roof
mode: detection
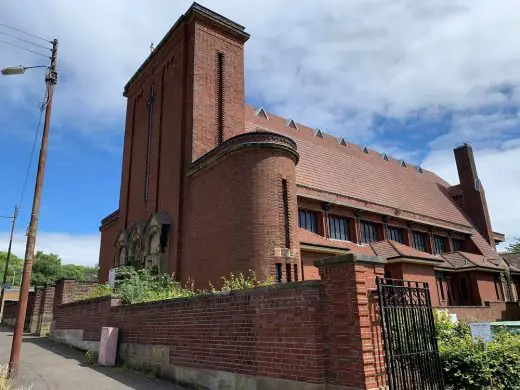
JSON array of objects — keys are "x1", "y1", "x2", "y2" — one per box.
[
  {"x1": 370, "y1": 240, "x2": 442, "y2": 262},
  {"x1": 245, "y1": 106, "x2": 474, "y2": 232},
  {"x1": 298, "y1": 228, "x2": 375, "y2": 255},
  {"x1": 434, "y1": 256, "x2": 456, "y2": 269},
  {"x1": 369, "y1": 241, "x2": 399, "y2": 258},
  {"x1": 299, "y1": 229, "x2": 442, "y2": 262},
  {"x1": 500, "y1": 252, "x2": 520, "y2": 273},
  {"x1": 298, "y1": 227, "x2": 502, "y2": 271},
  {"x1": 459, "y1": 252, "x2": 503, "y2": 270},
  {"x1": 247, "y1": 106, "x2": 503, "y2": 267},
  {"x1": 441, "y1": 252, "x2": 473, "y2": 269},
  {"x1": 440, "y1": 251, "x2": 503, "y2": 271},
  {"x1": 470, "y1": 232, "x2": 500, "y2": 260}
]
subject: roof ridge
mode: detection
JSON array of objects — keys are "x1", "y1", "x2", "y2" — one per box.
[{"x1": 245, "y1": 105, "x2": 432, "y2": 173}]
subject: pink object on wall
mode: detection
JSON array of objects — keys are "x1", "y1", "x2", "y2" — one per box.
[{"x1": 98, "y1": 327, "x2": 118, "y2": 366}]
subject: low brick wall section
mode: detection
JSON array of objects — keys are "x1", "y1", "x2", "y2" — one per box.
[
  {"x1": 1, "y1": 291, "x2": 37, "y2": 331},
  {"x1": 443, "y1": 301, "x2": 520, "y2": 322},
  {"x1": 2, "y1": 300, "x2": 19, "y2": 327},
  {"x1": 51, "y1": 254, "x2": 388, "y2": 390},
  {"x1": 54, "y1": 284, "x2": 325, "y2": 384},
  {"x1": 73, "y1": 282, "x2": 99, "y2": 301},
  {"x1": 1, "y1": 280, "x2": 100, "y2": 335}
]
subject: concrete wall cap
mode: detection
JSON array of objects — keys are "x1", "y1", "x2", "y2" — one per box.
[
  {"x1": 313, "y1": 253, "x2": 387, "y2": 267},
  {"x1": 55, "y1": 277, "x2": 77, "y2": 282}
]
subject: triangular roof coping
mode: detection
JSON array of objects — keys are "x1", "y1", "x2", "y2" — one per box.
[
  {"x1": 382, "y1": 153, "x2": 389, "y2": 161},
  {"x1": 400, "y1": 159, "x2": 407, "y2": 167},
  {"x1": 338, "y1": 138, "x2": 347, "y2": 146},
  {"x1": 255, "y1": 107, "x2": 269, "y2": 119},
  {"x1": 362, "y1": 146, "x2": 369, "y2": 154},
  {"x1": 286, "y1": 119, "x2": 297, "y2": 129},
  {"x1": 313, "y1": 128, "x2": 324, "y2": 138},
  {"x1": 417, "y1": 166, "x2": 424, "y2": 173}
]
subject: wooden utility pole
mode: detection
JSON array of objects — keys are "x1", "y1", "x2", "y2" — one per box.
[
  {"x1": 8, "y1": 38, "x2": 58, "y2": 378},
  {"x1": 0, "y1": 206, "x2": 19, "y2": 318}
]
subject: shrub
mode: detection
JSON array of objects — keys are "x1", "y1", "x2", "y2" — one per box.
[
  {"x1": 209, "y1": 270, "x2": 273, "y2": 293},
  {"x1": 75, "y1": 267, "x2": 274, "y2": 305},
  {"x1": 114, "y1": 266, "x2": 195, "y2": 304},
  {"x1": 85, "y1": 350, "x2": 98, "y2": 365},
  {"x1": 435, "y1": 310, "x2": 520, "y2": 389}
]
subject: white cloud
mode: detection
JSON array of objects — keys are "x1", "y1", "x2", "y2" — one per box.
[
  {"x1": 422, "y1": 141, "x2": 520, "y2": 251},
  {"x1": 0, "y1": 231, "x2": 100, "y2": 266},
  {"x1": 1, "y1": 0, "x2": 520, "y2": 141},
  {"x1": 1, "y1": 1, "x2": 519, "y2": 250}
]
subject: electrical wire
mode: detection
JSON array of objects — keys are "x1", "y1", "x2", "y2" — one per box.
[
  {"x1": 0, "y1": 22, "x2": 51, "y2": 43},
  {"x1": 0, "y1": 30, "x2": 51, "y2": 51},
  {"x1": 0, "y1": 38, "x2": 50, "y2": 58},
  {"x1": 18, "y1": 84, "x2": 50, "y2": 208}
]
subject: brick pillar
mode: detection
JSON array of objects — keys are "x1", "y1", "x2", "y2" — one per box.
[
  {"x1": 315, "y1": 253, "x2": 387, "y2": 390},
  {"x1": 24, "y1": 291, "x2": 37, "y2": 332},
  {"x1": 29, "y1": 287, "x2": 44, "y2": 333},
  {"x1": 38, "y1": 284, "x2": 56, "y2": 336},
  {"x1": 54, "y1": 278, "x2": 77, "y2": 307}
]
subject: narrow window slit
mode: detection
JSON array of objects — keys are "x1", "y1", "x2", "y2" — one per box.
[
  {"x1": 275, "y1": 263, "x2": 282, "y2": 283},
  {"x1": 216, "y1": 52, "x2": 224, "y2": 144}
]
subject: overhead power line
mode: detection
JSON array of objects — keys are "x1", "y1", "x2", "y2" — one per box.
[
  {"x1": 0, "y1": 22, "x2": 51, "y2": 43},
  {"x1": 0, "y1": 30, "x2": 51, "y2": 51},
  {"x1": 0, "y1": 38, "x2": 50, "y2": 58},
  {"x1": 18, "y1": 84, "x2": 50, "y2": 208}
]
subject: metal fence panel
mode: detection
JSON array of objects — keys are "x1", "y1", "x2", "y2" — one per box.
[{"x1": 377, "y1": 278, "x2": 444, "y2": 390}]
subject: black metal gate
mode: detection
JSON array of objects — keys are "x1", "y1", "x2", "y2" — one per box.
[{"x1": 377, "y1": 278, "x2": 444, "y2": 390}]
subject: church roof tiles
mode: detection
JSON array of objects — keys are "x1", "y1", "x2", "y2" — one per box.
[{"x1": 246, "y1": 105, "x2": 501, "y2": 267}]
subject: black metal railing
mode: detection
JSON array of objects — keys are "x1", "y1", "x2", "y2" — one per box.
[{"x1": 377, "y1": 278, "x2": 444, "y2": 390}]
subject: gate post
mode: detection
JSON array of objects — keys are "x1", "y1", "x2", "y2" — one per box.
[
  {"x1": 315, "y1": 253, "x2": 387, "y2": 390},
  {"x1": 38, "y1": 284, "x2": 55, "y2": 336}
]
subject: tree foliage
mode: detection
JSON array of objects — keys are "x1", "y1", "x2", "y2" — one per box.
[
  {"x1": 0, "y1": 251, "x2": 23, "y2": 285},
  {"x1": 31, "y1": 251, "x2": 62, "y2": 286},
  {"x1": 506, "y1": 237, "x2": 520, "y2": 253},
  {"x1": 0, "y1": 250, "x2": 98, "y2": 287}
]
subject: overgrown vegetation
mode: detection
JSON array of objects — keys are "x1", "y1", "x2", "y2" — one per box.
[
  {"x1": 434, "y1": 310, "x2": 520, "y2": 389},
  {"x1": 82, "y1": 266, "x2": 273, "y2": 304},
  {"x1": 209, "y1": 271, "x2": 273, "y2": 293}
]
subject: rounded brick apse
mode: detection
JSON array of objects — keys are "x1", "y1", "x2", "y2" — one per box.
[{"x1": 182, "y1": 131, "x2": 300, "y2": 287}]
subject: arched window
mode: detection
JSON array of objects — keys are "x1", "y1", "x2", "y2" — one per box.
[
  {"x1": 117, "y1": 246, "x2": 126, "y2": 266},
  {"x1": 130, "y1": 239, "x2": 143, "y2": 267},
  {"x1": 145, "y1": 230, "x2": 160, "y2": 269}
]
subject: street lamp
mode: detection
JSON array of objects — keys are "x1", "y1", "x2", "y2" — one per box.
[
  {"x1": 1, "y1": 38, "x2": 58, "y2": 379},
  {"x1": 1, "y1": 65, "x2": 48, "y2": 76}
]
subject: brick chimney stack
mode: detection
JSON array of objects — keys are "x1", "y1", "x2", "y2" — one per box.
[{"x1": 453, "y1": 144, "x2": 495, "y2": 248}]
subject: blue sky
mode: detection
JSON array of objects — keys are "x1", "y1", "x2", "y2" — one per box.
[{"x1": 1, "y1": 0, "x2": 519, "y2": 265}]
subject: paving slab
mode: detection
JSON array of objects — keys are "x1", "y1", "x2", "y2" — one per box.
[{"x1": 0, "y1": 326, "x2": 187, "y2": 389}]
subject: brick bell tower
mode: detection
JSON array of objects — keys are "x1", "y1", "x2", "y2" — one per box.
[
  {"x1": 100, "y1": 3, "x2": 300, "y2": 286},
  {"x1": 99, "y1": 3, "x2": 251, "y2": 281}
]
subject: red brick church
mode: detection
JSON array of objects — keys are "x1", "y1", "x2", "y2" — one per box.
[{"x1": 98, "y1": 3, "x2": 519, "y2": 307}]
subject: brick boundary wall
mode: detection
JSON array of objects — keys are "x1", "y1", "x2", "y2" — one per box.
[
  {"x1": 1, "y1": 279, "x2": 100, "y2": 335},
  {"x1": 440, "y1": 301, "x2": 520, "y2": 322},
  {"x1": 51, "y1": 254, "x2": 387, "y2": 390}
]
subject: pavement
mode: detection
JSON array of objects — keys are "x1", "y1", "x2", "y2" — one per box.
[{"x1": 0, "y1": 326, "x2": 187, "y2": 389}]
